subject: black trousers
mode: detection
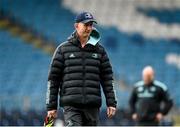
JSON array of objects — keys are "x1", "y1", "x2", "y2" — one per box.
[
  {"x1": 63, "y1": 106, "x2": 99, "y2": 126},
  {"x1": 136, "y1": 120, "x2": 159, "y2": 126}
]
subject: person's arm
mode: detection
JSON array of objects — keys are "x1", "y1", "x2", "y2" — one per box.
[
  {"x1": 156, "y1": 88, "x2": 173, "y2": 121},
  {"x1": 129, "y1": 88, "x2": 137, "y2": 115},
  {"x1": 160, "y1": 90, "x2": 173, "y2": 115},
  {"x1": 129, "y1": 87, "x2": 139, "y2": 121},
  {"x1": 46, "y1": 45, "x2": 64, "y2": 112},
  {"x1": 100, "y1": 48, "x2": 117, "y2": 110}
]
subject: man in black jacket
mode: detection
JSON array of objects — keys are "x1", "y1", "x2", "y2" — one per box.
[
  {"x1": 46, "y1": 12, "x2": 117, "y2": 126},
  {"x1": 129, "y1": 66, "x2": 173, "y2": 126}
]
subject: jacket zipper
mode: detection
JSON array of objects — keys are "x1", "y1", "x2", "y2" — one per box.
[{"x1": 82, "y1": 49, "x2": 86, "y2": 104}]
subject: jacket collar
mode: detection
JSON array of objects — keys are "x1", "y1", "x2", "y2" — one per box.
[
  {"x1": 67, "y1": 31, "x2": 80, "y2": 47},
  {"x1": 68, "y1": 27, "x2": 101, "y2": 47}
]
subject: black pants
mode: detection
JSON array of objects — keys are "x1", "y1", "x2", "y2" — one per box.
[
  {"x1": 136, "y1": 120, "x2": 159, "y2": 126},
  {"x1": 63, "y1": 106, "x2": 99, "y2": 126}
]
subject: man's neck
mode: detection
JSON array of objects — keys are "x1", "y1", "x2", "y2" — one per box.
[
  {"x1": 79, "y1": 36, "x2": 89, "y2": 48},
  {"x1": 145, "y1": 81, "x2": 153, "y2": 86}
]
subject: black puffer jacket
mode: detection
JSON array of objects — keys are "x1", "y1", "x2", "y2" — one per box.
[{"x1": 46, "y1": 28, "x2": 117, "y2": 110}]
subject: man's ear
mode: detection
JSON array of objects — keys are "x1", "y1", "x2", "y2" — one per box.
[{"x1": 74, "y1": 23, "x2": 78, "y2": 29}]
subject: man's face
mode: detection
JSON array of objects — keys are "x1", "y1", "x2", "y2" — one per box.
[
  {"x1": 143, "y1": 71, "x2": 154, "y2": 85},
  {"x1": 75, "y1": 22, "x2": 93, "y2": 38}
]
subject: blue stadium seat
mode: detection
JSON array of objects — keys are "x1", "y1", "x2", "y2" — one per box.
[{"x1": 0, "y1": 30, "x2": 51, "y2": 109}]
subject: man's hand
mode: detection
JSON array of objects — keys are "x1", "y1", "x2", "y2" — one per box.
[
  {"x1": 47, "y1": 110, "x2": 57, "y2": 119},
  {"x1": 132, "y1": 113, "x2": 138, "y2": 121},
  {"x1": 107, "y1": 106, "x2": 116, "y2": 118},
  {"x1": 156, "y1": 113, "x2": 163, "y2": 121}
]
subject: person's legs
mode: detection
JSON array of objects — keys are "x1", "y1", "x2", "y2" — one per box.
[
  {"x1": 63, "y1": 106, "x2": 83, "y2": 126},
  {"x1": 82, "y1": 108, "x2": 100, "y2": 126},
  {"x1": 137, "y1": 120, "x2": 159, "y2": 126}
]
